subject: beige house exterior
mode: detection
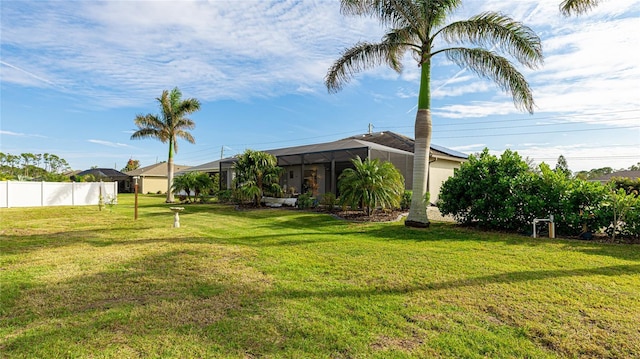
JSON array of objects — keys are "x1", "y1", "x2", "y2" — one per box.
[
  {"x1": 181, "y1": 132, "x2": 467, "y2": 204},
  {"x1": 125, "y1": 163, "x2": 191, "y2": 194}
]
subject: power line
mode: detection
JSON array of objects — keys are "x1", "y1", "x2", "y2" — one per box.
[
  {"x1": 430, "y1": 116, "x2": 640, "y2": 133},
  {"x1": 173, "y1": 109, "x2": 639, "y2": 163},
  {"x1": 433, "y1": 125, "x2": 639, "y2": 139},
  {"x1": 433, "y1": 109, "x2": 640, "y2": 127}
]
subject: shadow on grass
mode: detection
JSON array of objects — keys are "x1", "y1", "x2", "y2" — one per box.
[
  {"x1": 4, "y1": 246, "x2": 637, "y2": 358},
  {"x1": 271, "y1": 264, "x2": 640, "y2": 300},
  {"x1": 365, "y1": 221, "x2": 640, "y2": 261},
  {"x1": 0, "y1": 248, "x2": 289, "y2": 357}
]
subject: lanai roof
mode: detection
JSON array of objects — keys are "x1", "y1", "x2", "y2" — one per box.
[
  {"x1": 346, "y1": 131, "x2": 468, "y2": 159},
  {"x1": 179, "y1": 132, "x2": 467, "y2": 174}
]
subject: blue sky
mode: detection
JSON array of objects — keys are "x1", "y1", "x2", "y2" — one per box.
[{"x1": 1, "y1": 0, "x2": 639, "y2": 173}]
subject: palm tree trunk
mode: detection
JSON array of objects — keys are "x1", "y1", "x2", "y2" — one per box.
[
  {"x1": 405, "y1": 109, "x2": 432, "y2": 227},
  {"x1": 406, "y1": 60, "x2": 432, "y2": 228},
  {"x1": 166, "y1": 140, "x2": 175, "y2": 203}
]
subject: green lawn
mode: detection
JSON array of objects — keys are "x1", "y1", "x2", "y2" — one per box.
[{"x1": 1, "y1": 194, "x2": 639, "y2": 358}]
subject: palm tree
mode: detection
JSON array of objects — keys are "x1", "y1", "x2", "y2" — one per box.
[
  {"x1": 233, "y1": 150, "x2": 283, "y2": 206},
  {"x1": 131, "y1": 87, "x2": 201, "y2": 203},
  {"x1": 560, "y1": 0, "x2": 602, "y2": 16},
  {"x1": 338, "y1": 157, "x2": 404, "y2": 216},
  {"x1": 326, "y1": 0, "x2": 543, "y2": 227}
]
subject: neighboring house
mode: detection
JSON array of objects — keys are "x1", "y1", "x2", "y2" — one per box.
[
  {"x1": 125, "y1": 163, "x2": 191, "y2": 194},
  {"x1": 181, "y1": 132, "x2": 467, "y2": 204},
  {"x1": 592, "y1": 170, "x2": 640, "y2": 183},
  {"x1": 72, "y1": 168, "x2": 131, "y2": 193}
]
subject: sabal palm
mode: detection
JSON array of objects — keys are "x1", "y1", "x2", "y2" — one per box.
[
  {"x1": 338, "y1": 157, "x2": 404, "y2": 216},
  {"x1": 131, "y1": 87, "x2": 201, "y2": 202},
  {"x1": 326, "y1": 0, "x2": 543, "y2": 227}
]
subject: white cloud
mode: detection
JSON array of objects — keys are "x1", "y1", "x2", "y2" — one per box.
[
  {"x1": 88, "y1": 140, "x2": 133, "y2": 148},
  {"x1": 0, "y1": 130, "x2": 47, "y2": 138},
  {"x1": 0, "y1": 1, "x2": 383, "y2": 107},
  {"x1": 450, "y1": 143, "x2": 487, "y2": 152},
  {"x1": 433, "y1": 101, "x2": 522, "y2": 119},
  {"x1": 1, "y1": 0, "x2": 638, "y2": 124}
]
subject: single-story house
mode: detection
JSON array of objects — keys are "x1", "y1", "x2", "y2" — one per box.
[
  {"x1": 125, "y1": 162, "x2": 191, "y2": 194},
  {"x1": 592, "y1": 170, "x2": 640, "y2": 183},
  {"x1": 180, "y1": 131, "x2": 467, "y2": 204},
  {"x1": 72, "y1": 168, "x2": 131, "y2": 193}
]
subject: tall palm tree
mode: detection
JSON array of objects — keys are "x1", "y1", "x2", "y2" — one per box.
[
  {"x1": 560, "y1": 0, "x2": 602, "y2": 16},
  {"x1": 326, "y1": 0, "x2": 543, "y2": 227},
  {"x1": 131, "y1": 87, "x2": 201, "y2": 202}
]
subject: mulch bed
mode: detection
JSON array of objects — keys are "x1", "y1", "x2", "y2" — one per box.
[
  {"x1": 329, "y1": 210, "x2": 408, "y2": 222},
  {"x1": 233, "y1": 203, "x2": 407, "y2": 223}
]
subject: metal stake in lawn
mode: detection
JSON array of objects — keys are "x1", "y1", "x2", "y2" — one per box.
[
  {"x1": 133, "y1": 176, "x2": 139, "y2": 220},
  {"x1": 170, "y1": 207, "x2": 184, "y2": 228}
]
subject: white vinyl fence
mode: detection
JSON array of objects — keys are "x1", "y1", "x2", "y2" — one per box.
[{"x1": 0, "y1": 181, "x2": 118, "y2": 208}]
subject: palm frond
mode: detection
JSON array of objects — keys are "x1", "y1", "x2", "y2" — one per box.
[
  {"x1": 325, "y1": 41, "x2": 403, "y2": 93},
  {"x1": 342, "y1": 0, "x2": 460, "y2": 29},
  {"x1": 132, "y1": 114, "x2": 162, "y2": 130},
  {"x1": 416, "y1": 0, "x2": 461, "y2": 29},
  {"x1": 439, "y1": 12, "x2": 543, "y2": 69},
  {"x1": 131, "y1": 115, "x2": 169, "y2": 142},
  {"x1": 560, "y1": 0, "x2": 601, "y2": 16},
  {"x1": 338, "y1": 156, "x2": 404, "y2": 215},
  {"x1": 176, "y1": 98, "x2": 201, "y2": 115},
  {"x1": 444, "y1": 48, "x2": 535, "y2": 114},
  {"x1": 175, "y1": 118, "x2": 196, "y2": 131},
  {"x1": 175, "y1": 131, "x2": 196, "y2": 147}
]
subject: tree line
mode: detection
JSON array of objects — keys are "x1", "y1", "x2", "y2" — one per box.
[{"x1": 0, "y1": 152, "x2": 71, "y2": 181}]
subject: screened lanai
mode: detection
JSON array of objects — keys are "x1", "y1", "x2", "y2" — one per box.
[
  {"x1": 215, "y1": 138, "x2": 414, "y2": 197},
  {"x1": 179, "y1": 132, "x2": 467, "y2": 202}
]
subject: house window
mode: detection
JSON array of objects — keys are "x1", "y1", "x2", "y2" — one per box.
[{"x1": 289, "y1": 170, "x2": 294, "y2": 179}]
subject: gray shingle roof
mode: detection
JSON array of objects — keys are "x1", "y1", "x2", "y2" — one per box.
[{"x1": 345, "y1": 131, "x2": 468, "y2": 159}]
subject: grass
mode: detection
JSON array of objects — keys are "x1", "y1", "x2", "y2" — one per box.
[{"x1": 1, "y1": 194, "x2": 639, "y2": 358}]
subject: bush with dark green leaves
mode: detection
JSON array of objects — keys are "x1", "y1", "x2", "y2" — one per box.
[
  {"x1": 438, "y1": 148, "x2": 638, "y2": 238},
  {"x1": 438, "y1": 149, "x2": 530, "y2": 231},
  {"x1": 297, "y1": 193, "x2": 315, "y2": 209},
  {"x1": 400, "y1": 190, "x2": 412, "y2": 210}
]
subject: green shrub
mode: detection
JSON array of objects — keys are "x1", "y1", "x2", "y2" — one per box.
[
  {"x1": 217, "y1": 189, "x2": 233, "y2": 203},
  {"x1": 438, "y1": 149, "x2": 530, "y2": 230},
  {"x1": 320, "y1": 192, "x2": 337, "y2": 211},
  {"x1": 297, "y1": 193, "x2": 314, "y2": 209},
  {"x1": 439, "y1": 148, "x2": 640, "y2": 239},
  {"x1": 400, "y1": 190, "x2": 412, "y2": 210},
  {"x1": 601, "y1": 188, "x2": 640, "y2": 239}
]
